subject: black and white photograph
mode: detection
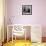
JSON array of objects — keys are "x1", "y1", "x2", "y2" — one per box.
[{"x1": 22, "y1": 5, "x2": 32, "y2": 15}]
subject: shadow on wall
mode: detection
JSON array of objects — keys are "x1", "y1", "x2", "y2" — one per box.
[
  {"x1": 42, "y1": 26, "x2": 46, "y2": 42},
  {"x1": 4, "y1": 26, "x2": 7, "y2": 43}
]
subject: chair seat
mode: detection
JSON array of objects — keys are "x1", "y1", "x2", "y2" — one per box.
[{"x1": 13, "y1": 31, "x2": 25, "y2": 36}]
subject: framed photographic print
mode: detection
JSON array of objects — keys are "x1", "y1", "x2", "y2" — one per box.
[{"x1": 22, "y1": 5, "x2": 32, "y2": 15}]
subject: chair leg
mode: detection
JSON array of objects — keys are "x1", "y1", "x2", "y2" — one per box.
[{"x1": 15, "y1": 36, "x2": 16, "y2": 42}]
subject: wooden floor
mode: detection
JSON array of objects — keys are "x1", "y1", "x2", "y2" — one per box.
[
  {"x1": 3, "y1": 40, "x2": 46, "y2": 46},
  {"x1": 3, "y1": 40, "x2": 31, "y2": 46}
]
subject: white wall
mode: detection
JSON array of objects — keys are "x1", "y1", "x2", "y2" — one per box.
[
  {"x1": 0, "y1": 0, "x2": 4, "y2": 42},
  {"x1": 7, "y1": 0, "x2": 46, "y2": 37}
]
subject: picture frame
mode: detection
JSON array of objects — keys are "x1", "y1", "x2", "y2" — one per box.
[{"x1": 22, "y1": 5, "x2": 32, "y2": 15}]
